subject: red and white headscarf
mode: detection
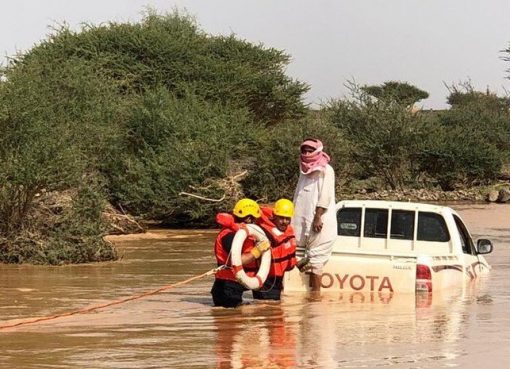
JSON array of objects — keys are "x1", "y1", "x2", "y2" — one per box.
[{"x1": 299, "y1": 138, "x2": 330, "y2": 175}]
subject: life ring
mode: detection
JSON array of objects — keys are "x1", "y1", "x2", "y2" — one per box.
[{"x1": 231, "y1": 223, "x2": 271, "y2": 290}]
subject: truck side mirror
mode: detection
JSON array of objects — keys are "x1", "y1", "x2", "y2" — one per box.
[{"x1": 477, "y1": 239, "x2": 493, "y2": 254}]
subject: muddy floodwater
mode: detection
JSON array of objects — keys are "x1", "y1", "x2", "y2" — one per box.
[{"x1": 1, "y1": 204, "x2": 510, "y2": 368}]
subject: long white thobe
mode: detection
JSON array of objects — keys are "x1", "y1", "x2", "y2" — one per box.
[{"x1": 291, "y1": 164, "x2": 337, "y2": 266}]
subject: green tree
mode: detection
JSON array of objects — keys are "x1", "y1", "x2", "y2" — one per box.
[
  {"x1": 444, "y1": 83, "x2": 510, "y2": 160},
  {"x1": 417, "y1": 122, "x2": 501, "y2": 191},
  {"x1": 327, "y1": 84, "x2": 427, "y2": 190},
  {"x1": 362, "y1": 81, "x2": 429, "y2": 107},
  {"x1": 1, "y1": 10, "x2": 310, "y2": 264},
  {"x1": 242, "y1": 110, "x2": 349, "y2": 202},
  {"x1": 415, "y1": 83, "x2": 509, "y2": 190},
  {"x1": 104, "y1": 88, "x2": 264, "y2": 225},
  {"x1": 446, "y1": 82, "x2": 510, "y2": 110},
  {"x1": 19, "y1": 11, "x2": 308, "y2": 125},
  {"x1": 0, "y1": 57, "x2": 121, "y2": 263}
]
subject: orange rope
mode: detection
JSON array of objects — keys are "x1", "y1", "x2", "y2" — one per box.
[{"x1": 0, "y1": 268, "x2": 218, "y2": 331}]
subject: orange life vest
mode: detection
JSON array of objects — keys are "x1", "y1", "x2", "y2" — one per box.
[
  {"x1": 214, "y1": 213, "x2": 258, "y2": 282},
  {"x1": 258, "y1": 208, "x2": 297, "y2": 277}
]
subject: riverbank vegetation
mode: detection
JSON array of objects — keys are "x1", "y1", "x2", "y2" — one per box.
[{"x1": 1, "y1": 10, "x2": 509, "y2": 264}]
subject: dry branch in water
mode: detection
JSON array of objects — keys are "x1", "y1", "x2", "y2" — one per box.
[
  {"x1": 178, "y1": 192, "x2": 226, "y2": 202},
  {"x1": 179, "y1": 170, "x2": 248, "y2": 203}
]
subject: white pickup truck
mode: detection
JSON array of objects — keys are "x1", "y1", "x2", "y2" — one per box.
[{"x1": 284, "y1": 200, "x2": 493, "y2": 294}]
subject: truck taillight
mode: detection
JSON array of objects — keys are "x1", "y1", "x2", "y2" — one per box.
[
  {"x1": 416, "y1": 264, "x2": 431, "y2": 280},
  {"x1": 416, "y1": 264, "x2": 432, "y2": 293}
]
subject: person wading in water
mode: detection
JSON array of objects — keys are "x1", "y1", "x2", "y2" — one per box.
[
  {"x1": 253, "y1": 198, "x2": 297, "y2": 301},
  {"x1": 291, "y1": 138, "x2": 337, "y2": 298},
  {"x1": 211, "y1": 198, "x2": 270, "y2": 308}
]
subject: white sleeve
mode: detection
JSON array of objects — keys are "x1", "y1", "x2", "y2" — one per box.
[
  {"x1": 292, "y1": 175, "x2": 300, "y2": 204},
  {"x1": 317, "y1": 165, "x2": 334, "y2": 209}
]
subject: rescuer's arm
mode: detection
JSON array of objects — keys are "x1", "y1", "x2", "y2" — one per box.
[
  {"x1": 243, "y1": 240, "x2": 270, "y2": 263},
  {"x1": 222, "y1": 234, "x2": 270, "y2": 264}
]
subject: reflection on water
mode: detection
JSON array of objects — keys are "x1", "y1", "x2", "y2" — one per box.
[
  {"x1": 212, "y1": 304, "x2": 298, "y2": 369},
  {"x1": 1, "y1": 206, "x2": 509, "y2": 368}
]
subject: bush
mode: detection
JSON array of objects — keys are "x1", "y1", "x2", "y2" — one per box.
[
  {"x1": 0, "y1": 56, "x2": 124, "y2": 233},
  {"x1": 0, "y1": 44, "x2": 123, "y2": 264},
  {"x1": 1, "y1": 10, "x2": 310, "y2": 262},
  {"x1": 325, "y1": 83, "x2": 508, "y2": 192},
  {"x1": 20, "y1": 11, "x2": 308, "y2": 125},
  {"x1": 417, "y1": 123, "x2": 501, "y2": 190},
  {"x1": 362, "y1": 81, "x2": 429, "y2": 107},
  {"x1": 242, "y1": 110, "x2": 349, "y2": 202},
  {"x1": 444, "y1": 85, "x2": 510, "y2": 160},
  {"x1": 416, "y1": 88, "x2": 508, "y2": 190},
  {"x1": 104, "y1": 88, "x2": 264, "y2": 225},
  {"x1": 326, "y1": 84, "x2": 428, "y2": 190},
  {"x1": 0, "y1": 183, "x2": 116, "y2": 265}
]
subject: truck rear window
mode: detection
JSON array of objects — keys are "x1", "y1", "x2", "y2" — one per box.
[
  {"x1": 364, "y1": 208, "x2": 388, "y2": 238},
  {"x1": 337, "y1": 207, "x2": 361, "y2": 236},
  {"x1": 417, "y1": 212, "x2": 450, "y2": 242},
  {"x1": 391, "y1": 210, "x2": 414, "y2": 240}
]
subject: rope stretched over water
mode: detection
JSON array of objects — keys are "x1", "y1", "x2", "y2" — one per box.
[{"x1": 0, "y1": 267, "x2": 219, "y2": 331}]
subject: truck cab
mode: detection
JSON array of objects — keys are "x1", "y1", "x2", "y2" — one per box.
[{"x1": 284, "y1": 200, "x2": 493, "y2": 294}]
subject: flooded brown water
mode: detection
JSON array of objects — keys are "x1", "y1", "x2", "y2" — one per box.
[{"x1": 1, "y1": 204, "x2": 509, "y2": 368}]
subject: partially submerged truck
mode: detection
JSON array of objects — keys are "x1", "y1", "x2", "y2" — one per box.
[{"x1": 284, "y1": 200, "x2": 493, "y2": 294}]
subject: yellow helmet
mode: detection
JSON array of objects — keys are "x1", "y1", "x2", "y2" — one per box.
[
  {"x1": 233, "y1": 198, "x2": 261, "y2": 218},
  {"x1": 274, "y1": 198, "x2": 294, "y2": 218}
]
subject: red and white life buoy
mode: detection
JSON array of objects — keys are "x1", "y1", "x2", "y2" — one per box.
[{"x1": 231, "y1": 223, "x2": 271, "y2": 290}]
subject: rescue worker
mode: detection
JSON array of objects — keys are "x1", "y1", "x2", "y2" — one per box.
[
  {"x1": 253, "y1": 198, "x2": 297, "y2": 301},
  {"x1": 211, "y1": 198, "x2": 271, "y2": 308}
]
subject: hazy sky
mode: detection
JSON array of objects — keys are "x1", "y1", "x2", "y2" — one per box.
[{"x1": 2, "y1": 0, "x2": 510, "y2": 109}]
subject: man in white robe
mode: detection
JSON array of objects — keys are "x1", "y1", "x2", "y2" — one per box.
[{"x1": 292, "y1": 138, "x2": 337, "y2": 294}]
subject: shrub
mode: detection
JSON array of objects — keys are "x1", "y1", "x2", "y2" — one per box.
[
  {"x1": 0, "y1": 183, "x2": 116, "y2": 265},
  {"x1": 417, "y1": 123, "x2": 501, "y2": 191},
  {"x1": 0, "y1": 58, "x2": 123, "y2": 234},
  {"x1": 104, "y1": 88, "x2": 264, "y2": 225},
  {"x1": 326, "y1": 84, "x2": 427, "y2": 190},
  {"x1": 0, "y1": 27, "x2": 123, "y2": 263},
  {"x1": 19, "y1": 11, "x2": 308, "y2": 125},
  {"x1": 362, "y1": 81, "x2": 429, "y2": 107},
  {"x1": 1, "y1": 10, "x2": 310, "y2": 262},
  {"x1": 242, "y1": 110, "x2": 349, "y2": 202},
  {"x1": 444, "y1": 85, "x2": 510, "y2": 160}
]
